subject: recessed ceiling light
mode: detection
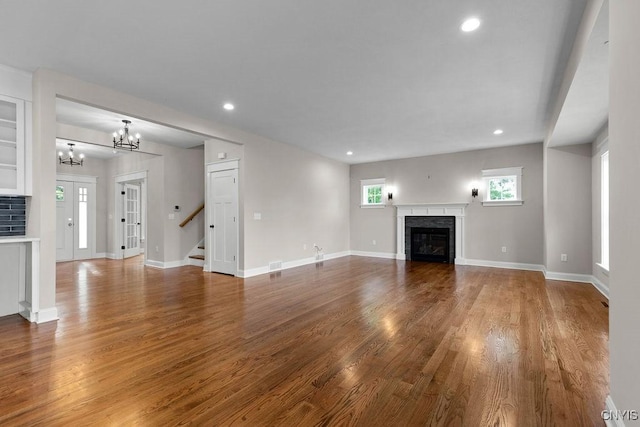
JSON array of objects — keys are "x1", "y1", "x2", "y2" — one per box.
[
  {"x1": 493, "y1": 129, "x2": 503, "y2": 135},
  {"x1": 223, "y1": 103, "x2": 235, "y2": 111},
  {"x1": 461, "y1": 17, "x2": 481, "y2": 32},
  {"x1": 346, "y1": 151, "x2": 353, "y2": 156}
]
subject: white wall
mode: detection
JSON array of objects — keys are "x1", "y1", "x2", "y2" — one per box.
[
  {"x1": 610, "y1": 0, "x2": 640, "y2": 417},
  {"x1": 350, "y1": 143, "x2": 544, "y2": 264}
]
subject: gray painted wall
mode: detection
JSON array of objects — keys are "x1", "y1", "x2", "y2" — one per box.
[
  {"x1": 544, "y1": 143, "x2": 592, "y2": 274},
  {"x1": 610, "y1": 0, "x2": 640, "y2": 416},
  {"x1": 204, "y1": 135, "x2": 350, "y2": 272},
  {"x1": 163, "y1": 146, "x2": 205, "y2": 262},
  {"x1": 350, "y1": 143, "x2": 544, "y2": 264}
]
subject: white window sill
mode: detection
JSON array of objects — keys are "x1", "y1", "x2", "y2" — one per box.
[
  {"x1": 360, "y1": 204, "x2": 386, "y2": 209},
  {"x1": 596, "y1": 263, "x2": 609, "y2": 276},
  {"x1": 482, "y1": 200, "x2": 524, "y2": 207}
]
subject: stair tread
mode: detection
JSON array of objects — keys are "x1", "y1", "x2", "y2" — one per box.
[{"x1": 189, "y1": 255, "x2": 205, "y2": 260}]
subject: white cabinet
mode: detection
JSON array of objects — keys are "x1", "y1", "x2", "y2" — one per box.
[
  {"x1": 0, "y1": 236, "x2": 41, "y2": 322},
  {"x1": 0, "y1": 94, "x2": 29, "y2": 195}
]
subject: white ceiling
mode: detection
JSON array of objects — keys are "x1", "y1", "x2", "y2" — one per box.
[
  {"x1": 56, "y1": 99, "x2": 208, "y2": 149},
  {"x1": 0, "y1": 1, "x2": 603, "y2": 164},
  {"x1": 548, "y1": 0, "x2": 609, "y2": 147}
]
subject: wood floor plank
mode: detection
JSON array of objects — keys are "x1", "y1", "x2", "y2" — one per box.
[{"x1": 0, "y1": 256, "x2": 608, "y2": 426}]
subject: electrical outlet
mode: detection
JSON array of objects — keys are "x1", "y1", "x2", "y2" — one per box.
[
  {"x1": 155, "y1": 246, "x2": 159, "y2": 252},
  {"x1": 303, "y1": 244, "x2": 307, "y2": 250},
  {"x1": 501, "y1": 246, "x2": 507, "y2": 253},
  {"x1": 372, "y1": 240, "x2": 377, "y2": 245},
  {"x1": 561, "y1": 254, "x2": 568, "y2": 262}
]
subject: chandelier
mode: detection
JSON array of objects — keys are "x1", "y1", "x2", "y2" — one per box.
[
  {"x1": 113, "y1": 119, "x2": 141, "y2": 150},
  {"x1": 58, "y1": 143, "x2": 84, "y2": 166}
]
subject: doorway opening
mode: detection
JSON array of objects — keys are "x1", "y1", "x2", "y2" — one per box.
[
  {"x1": 56, "y1": 174, "x2": 97, "y2": 261},
  {"x1": 205, "y1": 160, "x2": 239, "y2": 276},
  {"x1": 114, "y1": 171, "x2": 147, "y2": 261}
]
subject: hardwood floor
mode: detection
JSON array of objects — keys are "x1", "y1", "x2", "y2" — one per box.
[{"x1": 0, "y1": 256, "x2": 608, "y2": 426}]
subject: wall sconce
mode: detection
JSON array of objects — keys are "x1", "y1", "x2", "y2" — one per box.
[
  {"x1": 386, "y1": 185, "x2": 395, "y2": 202},
  {"x1": 471, "y1": 181, "x2": 478, "y2": 199}
]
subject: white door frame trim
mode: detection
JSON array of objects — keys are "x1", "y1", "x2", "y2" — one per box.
[
  {"x1": 205, "y1": 159, "x2": 239, "y2": 274},
  {"x1": 57, "y1": 174, "x2": 97, "y2": 184},
  {"x1": 56, "y1": 175, "x2": 98, "y2": 261},
  {"x1": 114, "y1": 170, "x2": 148, "y2": 261}
]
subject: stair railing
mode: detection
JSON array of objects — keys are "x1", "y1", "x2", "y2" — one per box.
[{"x1": 179, "y1": 202, "x2": 205, "y2": 228}]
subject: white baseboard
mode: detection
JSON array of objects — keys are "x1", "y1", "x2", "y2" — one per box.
[
  {"x1": 604, "y1": 395, "x2": 629, "y2": 427},
  {"x1": 239, "y1": 251, "x2": 351, "y2": 278},
  {"x1": 105, "y1": 252, "x2": 117, "y2": 260},
  {"x1": 591, "y1": 275, "x2": 610, "y2": 299},
  {"x1": 543, "y1": 269, "x2": 610, "y2": 300},
  {"x1": 18, "y1": 301, "x2": 36, "y2": 322},
  {"x1": 35, "y1": 307, "x2": 59, "y2": 323},
  {"x1": 351, "y1": 250, "x2": 397, "y2": 259},
  {"x1": 185, "y1": 257, "x2": 205, "y2": 267},
  {"x1": 544, "y1": 269, "x2": 593, "y2": 283},
  {"x1": 237, "y1": 266, "x2": 269, "y2": 278},
  {"x1": 145, "y1": 259, "x2": 186, "y2": 269},
  {"x1": 463, "y1": 258, "x2": 545, "y2": 272},
  {"x1": 94, "y1": 252, "x2": 107, "y2": 258}
]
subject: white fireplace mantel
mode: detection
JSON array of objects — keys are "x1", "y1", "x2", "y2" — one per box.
[{"x1": 395, "y1": 203, "x2": 468, "y2": 264}]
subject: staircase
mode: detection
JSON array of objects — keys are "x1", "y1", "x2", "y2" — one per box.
[
  {"x1": 181, "y1": 204, "x2": 206, "y2": 268},
  {"x1": 186, "y1": 240, "x2": 205, "y2": 267}
]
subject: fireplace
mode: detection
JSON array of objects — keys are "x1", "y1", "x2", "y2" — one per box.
[
  {"x1": 396, "y1": 204, "x2": 467, "y2": 264},
  {"x1": 404, "y1": 215, "x2": 456, "y2": 263},
  {"x1": 411, "y1": 227, "x2": 450, "y2": 263}
]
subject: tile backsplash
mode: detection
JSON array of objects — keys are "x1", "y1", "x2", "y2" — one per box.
[{"x1": 0, "y1": 196, "x2": 26, "y2": 236}]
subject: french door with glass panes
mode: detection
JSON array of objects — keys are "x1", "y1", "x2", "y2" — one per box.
[
  {"x1": 123, "y1": 183, "x2": 141, "y2": 258},
  {"x1": 56, "y1": 179, "x2": 96, "y2": 261}
]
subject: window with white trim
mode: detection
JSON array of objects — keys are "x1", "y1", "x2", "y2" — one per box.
[
  {"x1": 601, "y1": 150, "x2": 609, "y2": 270},
  {"x1": 481, "y1": 167, "x2": 523, "y2": 206},
  {"x1": 361, "y1": 178, "x2": 385, "y2": 207}
]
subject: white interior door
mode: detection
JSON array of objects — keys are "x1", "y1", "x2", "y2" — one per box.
[
  {"x1": 208, "y1": 168, "x2": 238, "y2": 275},
  {"x1": 123, "y1": 183, "x2": 141, "y2": 258},
  {"x1": 56, "y1": 180, "x2": 96, "y2": 261}
]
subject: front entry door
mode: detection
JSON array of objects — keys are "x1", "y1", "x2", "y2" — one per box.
[
  {"x1": 56, "y1": 180, "x2": 96, "y2": 261},
  {"x1": 123, "y1": 183, "x2": 141, "y2": 258},
  {"x1": 207, "y1": 168, "x2": 238, "y2": 275}
]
